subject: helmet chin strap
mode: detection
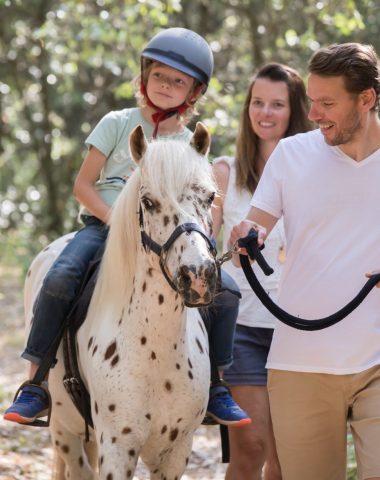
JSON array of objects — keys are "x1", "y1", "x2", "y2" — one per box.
[{"x1": 140, "y1": 83, "x2": 203, "y2": 138}]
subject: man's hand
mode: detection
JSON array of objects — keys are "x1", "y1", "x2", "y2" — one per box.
[
  {"x1": 229, "y1": 220, "x2": 268, "y2": 265},
  {"x1": 366, "y1": 270, "x2": 380, "y2": 288}
]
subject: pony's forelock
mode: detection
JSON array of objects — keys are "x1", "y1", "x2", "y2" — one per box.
[{"x1": 142, "y1": 139, "x2": 214, "y2": 214}]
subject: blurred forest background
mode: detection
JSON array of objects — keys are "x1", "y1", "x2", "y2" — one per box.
[{"x1": 1, "y1": 0, "x2": 380, "y2": 271}]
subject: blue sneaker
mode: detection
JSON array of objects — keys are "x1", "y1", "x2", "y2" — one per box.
[
  {"x1": 206, "y1": 388, "x2": 252, "y2": 427},
  {"x1": 3, "y1": 384, "x2": 49, "y2": 424}
]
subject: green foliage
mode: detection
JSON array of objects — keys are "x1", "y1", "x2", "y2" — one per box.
[
  {"x1": 1, "y1": 0, "x2": 380, "y2": 274},
  {"x1": 1, "y1": 2, "x2": 377, "y2": 473}
]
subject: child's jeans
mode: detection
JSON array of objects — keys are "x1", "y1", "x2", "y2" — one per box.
[
  {"x1": 22, "y1": 217, "x2": 108, "y2": 364},
  {"x1": 199, "y1": 269, "x2": 240, "y2": 370}
]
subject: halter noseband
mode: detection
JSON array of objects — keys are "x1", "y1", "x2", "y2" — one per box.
[{"x1": 139, "y1": 207, "x2": 218, "y2": 300}]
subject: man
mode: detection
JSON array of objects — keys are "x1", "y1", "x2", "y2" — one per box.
[{"x1": 230, "y1": 43, "x2": 380, "y2": 480}]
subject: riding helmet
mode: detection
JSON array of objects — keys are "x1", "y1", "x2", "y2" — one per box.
[{"x1": 141, "y1": 27, "x2": 214, "y2": 93}]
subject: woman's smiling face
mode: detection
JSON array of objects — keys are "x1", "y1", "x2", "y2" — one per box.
[{"x1": 248, "y1": 77, "x2": 291, "y2": 142}]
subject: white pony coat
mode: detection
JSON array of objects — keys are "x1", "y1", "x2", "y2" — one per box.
[{"x1": 24, "y1": 124, "x2": 218, "y2": 479}]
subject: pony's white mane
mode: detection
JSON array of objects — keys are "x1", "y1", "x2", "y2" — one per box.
[
  {"x1": 88, "y1": 138, "x2": 215, "y2": 318},
  {"x1": 142, "y1": 139, "x2": 214, "y2": 214},
  {"x1": 88, "y1": 168, "x2": 141, "y2": 318}
]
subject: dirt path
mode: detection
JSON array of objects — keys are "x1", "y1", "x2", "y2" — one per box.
[{"x1": 0, "y1": 266, "x2": 227, "y2": 479}]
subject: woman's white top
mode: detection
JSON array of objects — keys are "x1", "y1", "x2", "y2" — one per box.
[{"x1": 214, "y1": 156, "x2": 285, "y2": 329}]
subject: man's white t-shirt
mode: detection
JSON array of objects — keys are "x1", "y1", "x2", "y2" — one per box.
[{"x1": 251, "y1": 129, "x2": 380, "y2": 374}]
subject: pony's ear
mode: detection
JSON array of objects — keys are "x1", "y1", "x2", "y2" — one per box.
[
  {"x1": 129, "y1": 125, "x2": 147, "y2": 164},
  {"x1": 190, "y1": 122, "x2": 210, "y2": 156}
]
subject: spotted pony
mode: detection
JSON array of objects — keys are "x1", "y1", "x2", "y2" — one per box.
[{"x1": 24, "y1": 123, "x2": 218, "y2": 479}]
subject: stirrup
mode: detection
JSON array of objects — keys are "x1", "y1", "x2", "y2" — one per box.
[
  {"x1": 12, "y1": 380, "x2": 52, "y2": 427},
  {"x1": 201, "y1": 414, "x2": 218, "y2": 426}
]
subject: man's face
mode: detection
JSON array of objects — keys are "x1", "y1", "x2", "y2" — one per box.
[{"x1": 307, "y1": 74, "x2": 362, "y2": 146}]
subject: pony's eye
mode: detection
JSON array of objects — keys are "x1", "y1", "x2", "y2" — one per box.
[
  {"x1": 207, "y1": 192, "x2": 216, "y2": 205},
  {"x1": 142, "y1": 197, "x2": 154, "y2": 210}
]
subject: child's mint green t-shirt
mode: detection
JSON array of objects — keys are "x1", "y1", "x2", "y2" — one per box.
[{"x1": 80, "y1": 107, "x2": 192, "y2": 218}]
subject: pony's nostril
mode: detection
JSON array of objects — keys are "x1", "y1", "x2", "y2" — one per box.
[
  {"x1": 178, "y1": 265, "x2": 191, "y2": 289},
  {"x1": 204, "y1": 262, "x2": 217, "y2": 291},
  {"x1": 204, "y1": 262, "x2": 217, "y2": 281}
]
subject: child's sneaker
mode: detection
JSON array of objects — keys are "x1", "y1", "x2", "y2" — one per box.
[
  {"x1": 3, "y1": 384, "x2": 49, "y2": 424},
  {"x1": 206, "y1": 386, "x2": 252, "y2": 427}
]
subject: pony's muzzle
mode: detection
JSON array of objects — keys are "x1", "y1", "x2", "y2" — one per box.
[{"x1": 176, "y1": 261, "x2": 217, "y2": 306}]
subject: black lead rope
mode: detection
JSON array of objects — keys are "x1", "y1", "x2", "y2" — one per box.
[{"x1": 238, "y1": 229, "x2": 380, "y2": 331}]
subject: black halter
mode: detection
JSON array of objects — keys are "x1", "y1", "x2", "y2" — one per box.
[
  {"x1": 138, "y1": 207, "x2": 218, "y2": 295},
  {"x1": 239, "y1": 229, "x2": 380, "y2": 331}
]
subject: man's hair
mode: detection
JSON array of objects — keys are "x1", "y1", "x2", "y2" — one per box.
[{"x1": 309, "y1": 43, "x2": 380, "y2": 111}]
